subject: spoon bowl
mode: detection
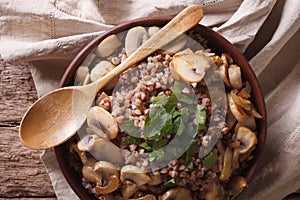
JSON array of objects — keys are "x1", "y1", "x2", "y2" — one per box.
[
  {"x1": 20, "y1": 88, "x2": 93, "y2": 149},
  {"x1": 19, "y1": 5, "x2": 204, "y2": 150}
]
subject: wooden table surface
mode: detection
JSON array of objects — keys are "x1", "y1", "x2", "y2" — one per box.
[
  {"x1": 1, "y1": 57, "x2": 299, "y2": 200},
  {"x1": 0, "y1": 57, "x2": 56, "y2": 199}
]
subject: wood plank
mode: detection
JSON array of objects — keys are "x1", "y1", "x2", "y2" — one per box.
[
  {"x1": 0, "y1": 59, "x2": 37, "y2": 124},
  {"x1": 0, "y1": 59, "x2": 56, "y2": 198},
  {"x1": 0, "y1": 198, "x2": 57, "y2": 200}
]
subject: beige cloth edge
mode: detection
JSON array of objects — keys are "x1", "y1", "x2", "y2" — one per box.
[{"x1": 1, "y1": 0, "x2": 300, "y2": 199}]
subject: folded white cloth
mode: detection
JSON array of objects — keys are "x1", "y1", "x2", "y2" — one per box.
[{"x1": 1, "y1": 0, "x2": 300, "y2": 199}]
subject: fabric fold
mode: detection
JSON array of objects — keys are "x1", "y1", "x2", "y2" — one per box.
[{"x1": 1, "y1": 0, "x2": 300, "y2": 199}]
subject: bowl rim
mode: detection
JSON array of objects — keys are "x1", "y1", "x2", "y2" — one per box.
[{"x1": 55, "y1": 15, "x2": 267, "y2": 199}]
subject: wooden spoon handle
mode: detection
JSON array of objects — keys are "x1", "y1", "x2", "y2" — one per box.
[{"x1": 94, "y1": 5, "x2": 203, "y2": 92}]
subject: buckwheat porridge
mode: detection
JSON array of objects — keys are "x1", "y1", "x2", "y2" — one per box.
[{"x1": 68, "y1": 26, "x2": 262, "y2": 200}]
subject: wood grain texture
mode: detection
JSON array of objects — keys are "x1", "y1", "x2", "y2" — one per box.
[{"x1": 0, "y1": 58, "x2": 56, "y2": 198}]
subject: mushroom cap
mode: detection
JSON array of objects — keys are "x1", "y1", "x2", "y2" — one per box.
[
  {"x1": 82, "y1": 165, "x2": 102, "y2": 184},
  {"x1": 90, "y1": 61, "x2": 115, "y2": 82},
  {"x1": 134, "y1": 194, "x2": 156, "y2": 200},
  {"x1": 148, "y1": 26, "x2": 160, "y2": 37},
  {"x1": 121, "y1": 180, "x2": 139, "y2": 198},
  {"x1": 227, "y1": 176, "x2": 248, "y2": 197},
  {"x1": 205, "y1": 177, "x2": 224, "y2": 200},
  {"x1": 148, "y1": 173, "x2": 162, "y2": 186},
  {"x1": 94, "y1": 161, "x2": 120, "y2": 195},
  {"x1": 160, "y1": 187, "x2": 193, "y2": 200},
  {"x1": 218, "y1": 63, "x2": 231, "y2": 86},
  {"x1": 120, "y1": 165, "x2": 151, "y2": 187},
  {"x1": 95, "y1": 34, "x2": 121, "y2": 57},
  {"x1": 125, "y1": 26, "x2": 149, "y2": 56},
  {"x1": 94, "y1": 161, "x2": 119, "y2": 177},
  {"x1": 228, "y1": 64, "x2": 242, "y2": 89},
  {"x1": 160, "y1": 36, "x2": 186, "y2": 55},
  {"x1": 75, "y1": 66, "x2": 89, "y2": 83},
  {"x1": 87, "y1": 106, "x2": 118, "y2": 140},
  {"x1": 89, "y1": 138, "x2": 124, "y2": 164},
  {"x1": 77, "y1": 134, "x2": 97, "y2": 152},
  {"x1": 227, "y1": 93, "x2": 249, "y2": 122},
  {"x1": 171, "y1": 51, "x2": 211, "y2": 83},
  {"x1": 235, "y1": 126, "x2": 258, "y2": 154},
  {"x1": 235, "y1": 116, "x2": 257, "y2": 133}
]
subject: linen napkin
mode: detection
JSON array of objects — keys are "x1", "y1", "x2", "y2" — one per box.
[{"x1": 1, "y1": 0, "x2": 300, "y2": 199}]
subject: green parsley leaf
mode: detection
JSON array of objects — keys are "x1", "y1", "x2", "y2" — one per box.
[
  {"x1": 120, "y1": 120, "x2": 140, "y2": 137},
  {"x1": 149, "y1": 148, "x2": 165, "y2": 162},
  {"x1": 171, "y1": 81, "x2": 182, "y2": 97},
  {"x1": 152, "y1": 93, "x2": 178, "y2": 113},
  {"x1": 122, "y1": 136, "x2": 141, "y2": 144},
  {"x1": 152, "y1": 95, "x2": 169, "y2": 106},
  {"x1": 202, "y1": 153, "x2": 218, "y2": 169},
  {"x1": 164, "y1": 93, "x2": 178, "y2": 113},
  {"x1": 180, "y1": 94, "x2": 196, "y2": 104},
  {"x1": 164, "y1": 178, "x2": 176, "y2": 187},
  {"x1": 196, "y1": 104, "x2": 207, "y2": 131},
  {"x1": 139, "y1": 142, "x2": 152, "y2": 151},
  {"x1": 184, "y1": 143, "x2": 200, "y2": 168},
  {"x1": 144, "y1": 105, "x2": 172, "y2": 139},
  {"x1": 152, "y1": 139, "x2": 168, "y2": 151},
  {"x1": 172, "y1": 110, "x2": 181, "y2": 118}
]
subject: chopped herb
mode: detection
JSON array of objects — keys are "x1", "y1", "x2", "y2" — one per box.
[
  {"x1": 152, "y1": 93, "x2": 178, "y2": 113},
  {"x1": 196, "y1": 104, "x2": 207, "y2": 131},
  {"x1": 144, "y1": 105, "x2": 172, "y2": 139},
  {"x1": 164, "y1": 178, "x2": 176, "y2": 187},
  {"x1": 139, "y1": 142, "x2": 152, "y2": 151},
  {"x1": 185, "y1": 143, "x2": 200, "y2": 169},
  {"x1": 123, "y1": 136, "x2": 141, "y2": 144},
  {"x1": 171, "y1": 81, "x2": 182, "y2": 97},
  {"x1": 152, "y1": 139, "x2": 168, "y2": 151},
  {"x1": 202, "y1": 152, "x2": 218, "y2": 169},
  {"x1": 152, "y1": 95, "x2": 169, "y2": 106},
  {"x1": 180, "y1": 94, "x2": 196, "y2": 104},
  {"x1": 172, "y1": 110, "x2": 181, "y2": 118},
  {"x1": 120, "y1": 120, "x2": 140, "y2": 137},
  {"x1": 164, "y1": 93, "x2": 178, "y2": 113},
  {"x1": 149, "y1": 148, "x2": 165, "y2": 162}
]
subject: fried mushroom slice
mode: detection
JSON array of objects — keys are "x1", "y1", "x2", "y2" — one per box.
[
  {"x1": 205, "y1": 177, "x2": 224, "y2": 200},
  {"x1": 148, "y1": 173, "x2": 162, "y2": 186},
  {"x1": 160, "y1": 35, "x2": 187, "y2": 55},
  {"x1": 134, "y1": 194, "x2": 156, "y2": 200},
  {"x1": 160, "y1": 187, "x2": 193, "y2": 200},
  {"x1": 96, "y1": 34, "x2": 122, "y2": 57},
  {"x1": 227, "y1": 93, "x2": 249, "y2": 122},
  {"x1": 87, "y1": 106, "x2": 118, "y2": 140},
  {"x1": 94, "y1": 161, "x2": 120, "y2": 195},
  {"x1": 125, "y1": 26, "x2": 149, "y2": 56},
  {"x1": 75, "y1": 66, "x2": 89, "y2": 85},
  {"x1": 220, "y1": 147, "x2": 233, "y2": 182},
  {"x1": 120, "y1": 165, "x2": 151, "y2": 187},
  {"x1": 227, "y1": 176, "x2": 248, "y2": 197},
  {"x1": 235, "y1": 116, "x2": 257, "y2": 132},
  {"x1": 148, "y1": 26, "x2": 160, "y2": 37},
  {"x1": 235, "y1": 126, "x2": 258, "y2": 154},
  {"x1": 90, "y1": 61, "x2": 117, "y2": 89},
  {"x1": 82, "y1": 165, "x2": 102, "y2": 185},
  {"x1": 120, "y1": 165, "x2": 151, "y2": 198},
  {"x1": 171, "y1": 50, "x2": 211, "y2": 83},
  {"x1": 89, "y1": 138, "x2": 124, "y2": 164},
  {"x1": 228, "y1": 64, "x2": 242, "y2": 89},
  {"x1": 121, "y1": 180, "x2": 139, "y2": 198}
]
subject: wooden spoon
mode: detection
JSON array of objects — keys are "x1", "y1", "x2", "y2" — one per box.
[{"x1": 19, "y1": 5, "x2": 204, "y2": 150}]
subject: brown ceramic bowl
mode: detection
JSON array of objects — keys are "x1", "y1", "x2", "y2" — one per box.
[{"x1": 54, "y1": 16, "x2": 267, "y2": 199}]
